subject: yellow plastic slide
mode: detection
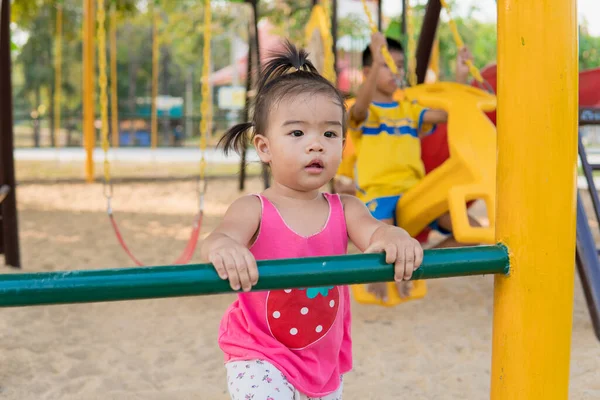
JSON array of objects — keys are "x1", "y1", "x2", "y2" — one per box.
[{"x1": 350, "y1": 83, "x2": 497, "y2": 306}]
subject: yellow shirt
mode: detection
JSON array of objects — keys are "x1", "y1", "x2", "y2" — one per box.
[
  {"x1": 337, "y1": 90, "x2": 410, "y2": 180},
  {"x1": 348, "y1": 99, "x2": 434, "y2": 202}
]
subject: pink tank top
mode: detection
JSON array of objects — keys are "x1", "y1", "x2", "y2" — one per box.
[{"x1": 218, "y1": 193, "x2": 352, "y2": 397}]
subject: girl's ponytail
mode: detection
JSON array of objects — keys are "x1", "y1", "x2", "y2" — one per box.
[
  {"x1": 257, "y1": 40, "x2": 319, "y2": 91},
  {"x1": 217, "y1": 122, "x2": 253, "y2": 155}
]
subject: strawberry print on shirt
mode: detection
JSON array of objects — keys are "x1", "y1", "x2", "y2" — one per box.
[{"x1": 266, "y1": 286, "x2": 340, "y2": 350}]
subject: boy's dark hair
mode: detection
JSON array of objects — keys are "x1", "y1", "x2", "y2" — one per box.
[
  {"x1": 362, "y1": 37, "x2": 404, "y2": 67},
  {"x1": 218, "y1": 40, "x2": 347, "y2": 155}
]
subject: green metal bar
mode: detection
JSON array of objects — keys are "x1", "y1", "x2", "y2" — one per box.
[{"x1": 0, "y1": 245, "x2": 509, "y2": 308}]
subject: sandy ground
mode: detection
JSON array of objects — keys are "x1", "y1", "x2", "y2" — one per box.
[{"x1": 1, "y1": 177, "x2": 599, "y2": 399}]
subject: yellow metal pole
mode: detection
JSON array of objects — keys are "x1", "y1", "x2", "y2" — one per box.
[
  {"x1": 83, "y1": 0, "x2": 95, "y2": 182},
  {"x1": 53, "y1": 2, "x2": 63, "y2": 148},
  {"x1": 150, "y1": 7, "x2": 159, "y2": 149},
  {"x1": 491, "y1": 0, "x2": 578, "y2": 399},
  {"x1": 110, "y1": 3, "x2": 119, "y2": 148}
]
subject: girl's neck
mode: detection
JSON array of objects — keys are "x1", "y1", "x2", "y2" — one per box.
[{"x1": 266, "y1": 181, "x2": 321, "y2": 202}]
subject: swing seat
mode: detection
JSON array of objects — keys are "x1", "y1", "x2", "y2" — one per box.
[
  {"x1": 351, "y1": 277, "x2": 429, "y2": 307},
  {"x1": 351, "y1": 82, "x2": 497, "y2": 307}
]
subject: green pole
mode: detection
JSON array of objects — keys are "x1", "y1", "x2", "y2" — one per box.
[{"x1": 0, "y1": 245, "x2": 509, "y2": 307}]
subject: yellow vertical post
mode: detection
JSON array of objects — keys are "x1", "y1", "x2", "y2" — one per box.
[
  {"x1": 150, "y1": 5, "x2": 159, "y2": 149},
  {"x1": 198, "y1": 0, "x2": 211, "y2": 182},
  {"x1": 110, "y1": 2, "x2": 119, "y2": 148},
  {"x1": 83, "y1": 0, "x2": 95, "y2": 182},
  {"x1": 53, "y1": 2, "x2": 63, "y2": 148},
  {"x1": 491, "y1": 0, "x2": 578, "y2": 399}
]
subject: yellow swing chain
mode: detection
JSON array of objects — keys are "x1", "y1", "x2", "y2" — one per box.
[
  {"x1": 53, "y1": 0, "x2": 63, "y2": 148},
  {"x1": 198, "y1": 0, "x2": 212, "y2": 211},
  {"x1": 150, "y1": 1, "x2": 160, "y2": 149},
  {"x1": 320, "y1": 0, "x2": 336, "y2": 84},
  {"x1": 439, "y1": 0, "x2": 484, "y2": 85},
  {"x1": 97, "y1": 0, "x2": 113, "y2": 209},
  {"x1": 98, "y1": 0, "x2": 210, "y2": 214},
  {"x1": 405, "y1": 0, "x2": 417, "y2": 87},
  {"x1": 110, "y1": 1, "x2": 119, "y2": 148},
  {"x1": 360, "y1": 0, "x2": 398, "y2": 75}
]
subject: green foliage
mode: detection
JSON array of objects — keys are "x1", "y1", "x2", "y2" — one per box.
[
  {"x1": 12, "y1": 0, "x2": 136, "y2": 26},
  {"x1": 435, "y1": 15, "x2": 497, "y2": 80},
  {"x1": 394, "y1": 1, "x2": 498, "y2": 80},
  {"x1": 13, "y1": 0, "x2": 82, "y2": 117},
  {"x1": 11, "y1": 0, "x2": 248, "y2": 119},
  {"x1": 580, "y1": 23, "x2": 600, "y2": 70},
  {"x1": 10, "y1": 0, "x2": 600, "y2": 124},
  {"x1": 258, "y1": 0, "x2": 312, "y2": 45}
]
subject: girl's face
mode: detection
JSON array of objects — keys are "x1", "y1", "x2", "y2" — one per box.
[{"x1": 253, "y1": 92, "x2": 344, "y2": 193}]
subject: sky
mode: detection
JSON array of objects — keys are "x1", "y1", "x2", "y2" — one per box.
[{"x1": 378, "y1": 0, "x2": 600, "y2": 36}]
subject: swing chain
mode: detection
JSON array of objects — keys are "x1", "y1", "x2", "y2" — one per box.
[
  {"x1": 439, "y1": 0, "x2": 494, "y2": 94},
  {"x1": 93, "y1": 0, "x2": 206, "y2": 268},
  {"x1": 360, "y1": 0, "x2": 398, "y2": 75},
  {"x1": 196, "y1": 172, "x2": 207, "y2": 213},
  {"x1": 474, "y1": 78, "x2": 496, "y2": 95},
  {"x1": 103, "y1": 181, "x2": 114, "y2": 215},
  {"x1": 321, "y1": 0, "x2": 336, "y2": 84},
  {"x1": 97, "y1": 0, "x2": 114, "y2": 216},
  {"x1": 54, "y1": 2, "x2": 63, "y2": 148},
  {"x1": 196, "y1": 0, "x2": 211, "y2": 215}
]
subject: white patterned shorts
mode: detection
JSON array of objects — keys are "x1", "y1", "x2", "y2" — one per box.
[{"x1": 225, "y1": 359, "x2": 343, "y2": 400}]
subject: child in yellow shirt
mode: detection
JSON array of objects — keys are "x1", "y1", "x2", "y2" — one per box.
[{"x1": 348, "y1": 32, "x2": 473, "y2": 300}]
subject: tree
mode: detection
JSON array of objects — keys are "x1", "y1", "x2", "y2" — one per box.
[
  {"x1": 12, "y1": 0, "x2": 137, "y2": 146},
  {"x1": 259, "y1": 0, "x2": 313, "y2": 45},
  {"x1": 580, "y1": 22, "x2": 600, "y2": 71}
]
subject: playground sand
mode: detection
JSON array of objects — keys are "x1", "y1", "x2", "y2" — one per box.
[{"x1": 1, "y1": 177, "x2": 599, "y2": 399}]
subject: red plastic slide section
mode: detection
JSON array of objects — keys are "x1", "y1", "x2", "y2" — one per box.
[
  {"x1": 420, "y1": 65, "x2": 600, "y2": 174},
  {"x1": 580, "y1": 67, "x2": 600, "y2": 107}
]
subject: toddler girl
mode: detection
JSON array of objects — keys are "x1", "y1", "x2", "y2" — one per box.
[{"x1": 200, "y1": 41, "x2": 423, "y2": 400}]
